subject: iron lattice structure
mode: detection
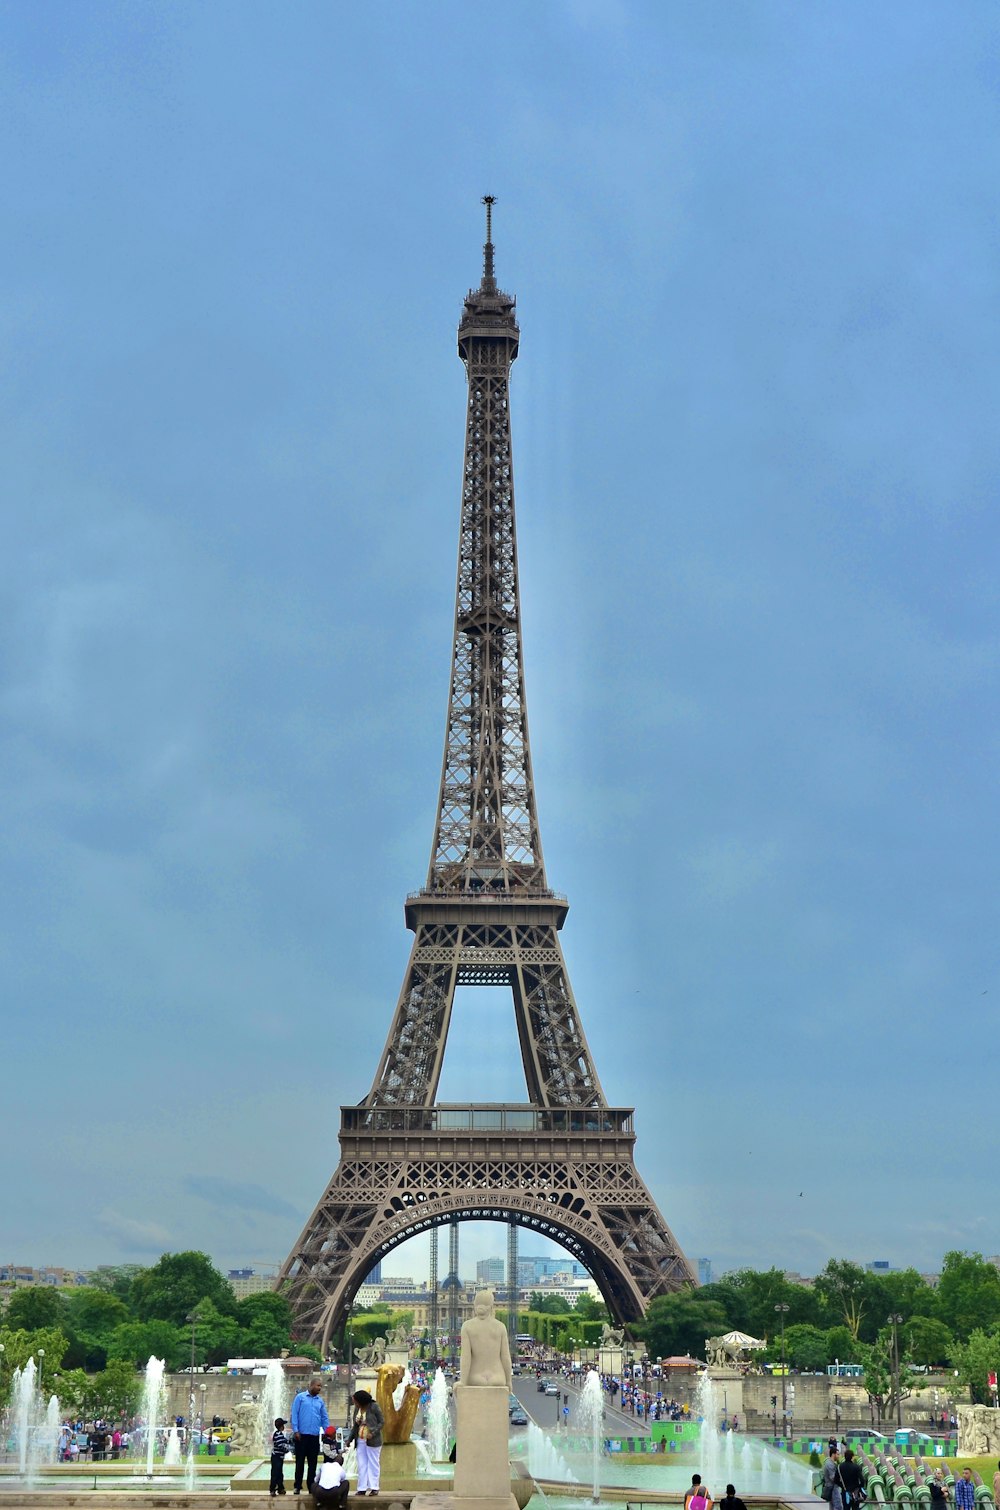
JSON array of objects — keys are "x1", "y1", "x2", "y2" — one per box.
[{"x1": 278, "y1": 203, "x2": 695, "y2": 1349}]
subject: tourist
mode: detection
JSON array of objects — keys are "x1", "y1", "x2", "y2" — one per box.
[
  {"x1": 348, "y1": 1389, "x2": 385, "y2": 1497},
  {"x1": 993, "y1": 1462, "x2": 1000, "y2": 1510},
  {"x1": 839, "y1": 1449, "x2": 864, "y2": 1510},
  {"x1": 929, "y1": 1469, "x2": 949, "y2": 1507},
  {"x1": 823, "y1": 1447, "x2": 845, "y2": 1510},
  {"x1": 685, "y1": 1474, "x2": 713, "y2": 1510},
  {"x1": 312, "y1": 1446, "x2": 350, "y2": 1508},
  {"x1": 270, "y1": 1416, "x2": 291, "y2": 1498},
  {"x1": 954, "y1": 1468, "x2": 975, "y2": 1510},
  {"x1": 718, "y1": 1484, "x2": 746, "y2": 1510},
  {"x1": 290, "y1": 1379, "x2": 329, "y2": 1497}
]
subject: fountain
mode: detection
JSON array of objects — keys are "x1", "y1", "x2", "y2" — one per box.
[
  {"x1": 163, "y1": 1426, "x2": 182, "y2": 1466},
  {"x1": 427, "y1": 1367, "x2": 451, "y2": 1462},
  {"x1": 577, "y1": 1369, "x2": 604, "y2": 1503},
  {"x1": 139, "y1": 1355, "x2": 166, "y2": 1477},
  {"x1": 526, "y1": 1420, "x2": 578, "y2": 1484},
  {"x1": 9, "y1": 1360, "x2": 61, "y2": 1483},
  {"x1": 258, "y1": 1358, "x2": 288, "y2": 1455}
]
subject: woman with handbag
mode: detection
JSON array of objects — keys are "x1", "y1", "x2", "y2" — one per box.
[{"x1": 347, "y1": 1390, "x2": 385, "y2": 1497}]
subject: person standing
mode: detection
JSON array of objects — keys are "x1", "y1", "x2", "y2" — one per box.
[
  {"x1": 953, "y1": 1468, "x2": 975, "y2": 1510},
  {"x1": 291, "y1": 1380, "x2": 329, "y2": 1497},
  {"x1": 839, "y1": 1449, "x2": 864, "y2": 1510},
  {"x1": 270, "y1": 1416, "x2": 291, "y2": 1497},
  {"x1": 718, "y1": 1485, "x2": 747, "y2": 1510},
  {"x1": 823, "y1": 1447, "x2": 844, "y2": 1510},
  {"x1": 685, "y1": 1474, "x2": 713, "y2": 1510},
  {"x1": 347, "y1": 1389, "x2": 385, "y2": 1496},
  {"x1": 992, "y1": 1462, "x2": 1000, "y2": 1510}
]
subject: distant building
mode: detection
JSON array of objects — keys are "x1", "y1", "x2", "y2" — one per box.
[
  {"x1": 227, "y1": 1268, "x2": 275, "y2": 1300},
  {"x1": 367, "y1": 1261, "x2": 383, "y2": 1283},
  {"x1": 478, "y1": 1254, "x2": 590, "y2": 1288},
  {"x1": 0, "y1": 1264, "x2": 89, "y2": 1301},
  {"x1": 865, "y1": 1260, "x2": 895, "y2": 1274},
  {"x1": 698, "y1": 1258, "x2": 713, "y2": 1285}
]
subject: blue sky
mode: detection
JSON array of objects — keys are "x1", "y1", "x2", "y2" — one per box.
[{"x1": 3, "y1": 1, "x2": 999, "y2": 1289}]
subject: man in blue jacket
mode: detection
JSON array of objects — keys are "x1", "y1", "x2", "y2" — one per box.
[{"x1": 290, "y1": 1378, "x2": 329, "y2": 1496}]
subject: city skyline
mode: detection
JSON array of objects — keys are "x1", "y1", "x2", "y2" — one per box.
[{"x1": 4, "y1": 2, "x2": 999, "y2": 1283}]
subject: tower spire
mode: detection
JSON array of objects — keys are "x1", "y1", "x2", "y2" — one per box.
[{"x1": 482, "y1": 193, "x2": 496, "y2": 290}]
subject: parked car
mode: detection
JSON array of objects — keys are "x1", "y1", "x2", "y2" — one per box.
[{"x1": 845, "y1": 1430, "x2": 887, "y2": 1442}]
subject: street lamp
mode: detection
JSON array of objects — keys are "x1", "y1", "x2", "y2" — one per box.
[
  {"x1": 775, "y1": 1304, "x2": 790, "y2": 1437},
  {"x1": 889, "y1": 1314, "x2": 903, "y2": 1429},
  {"x1": 37, "y1": 1348, "x2": 45, "y2": 1394}
]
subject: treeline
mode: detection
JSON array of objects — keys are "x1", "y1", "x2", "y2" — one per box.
[
  {"x1": 0, "y1": 1251, "x2": 307, "y2": 1412},
  {"x1": 638, "y1": 1254, "x2": 1000, "y2": 1406}
]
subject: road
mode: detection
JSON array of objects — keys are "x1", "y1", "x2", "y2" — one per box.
[{"x1": 509, "y1": 1374, "x2": 652, "y2": 1441}]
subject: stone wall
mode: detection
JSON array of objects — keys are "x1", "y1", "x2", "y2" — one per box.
[{"x1": 162, "y1": 1372, "x2": 352, "y2": 1430}]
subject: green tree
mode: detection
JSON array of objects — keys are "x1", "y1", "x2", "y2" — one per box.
[
  {"x1": 571, "y1": 1293, "x2": 607, "y2": 1321},
  {"x1": 874, "y1": 1268, "x2": 937, "y2": 1322},
  {"x1": 87, "y1": 1265, "x2": 147, "y2": 1303},
  {"x1": 906, "y1": 1316, "x2": 954, "y2": 1369},
  {"x1": 715, "y1": 1268, "x2": 820, "y2": 1337},
  {"x1": 51, "y1": 1368, "x2": 90, "y2": 1416},
  {"x1": 130, "y1": 1251, "x2": 238, "y2": 1326},
  {"x1": 83, "y1": 1359, "x2": 142, "y2": 1421},
  {"x1": 106, "y1": 1320, "x2": 186, "y2": 1370},
  {"x1": 814, "y1": 1260, "x2": 879, "y2": 1340},
  {"x1": 637, "y1": 1293, "x2": 729, "y2": 1360},
  {"x1": 935, "y1": 1253, "x2": 1000, "y2": 1340},
  {"x1": 950, "y1": 1328, "x2": 1000, "y2": 1405},
  {"x1": 0, "y1": 1327, "x2": 70, "y2": 1406},
  {"x1": 5, "y1": 1287, "x2": 66, "y2": 1332},
  {"x1": 236, "y1": 1292, "x2": 293, "y2": 1357},
  {"x1": 190, "y1": 1300, "x2": 241, "y2": 1366},
  {"x1": 62, "y1": 1288, "x2": 132, "y2": 1370},
  {"x1": 826, "y1": 1325, "x2": 861, "y2": 1364},
  {"x1": 529, "y1": 1293, "x2": 567, "y2": 1316},
  {"x1": 858, "y1": 1333, "x2": 916, "y2": 1425},
  {"x1": 782, "y1": 1324, "x2": 831, "y2": 1371}
]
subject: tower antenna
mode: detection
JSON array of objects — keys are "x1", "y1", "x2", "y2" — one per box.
[{"x1": 482, "y1": 194, "x2": 496, "y2": 288}]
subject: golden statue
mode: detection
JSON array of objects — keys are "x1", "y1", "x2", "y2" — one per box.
[{"x1": 375, "y1": 1363, "x2": 422, "y2": 1444}]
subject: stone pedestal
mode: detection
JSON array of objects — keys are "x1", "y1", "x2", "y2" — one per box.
[
  {"x1": 453, "y1": 1384, "x2": 517, "y2": 1507},
  {"x1": 410, "y1": 1384, "x2": 519, "y2": 1510},
  {"x1": 381, "y1": 1440, "x2": 418, "y2": 1477},
  {"x1": 386, "y1": 1346, "x2": 411, "y2": 1372},
  {"x1": 599, "y1": 1346, "x2": 625, "y2": 1378}
]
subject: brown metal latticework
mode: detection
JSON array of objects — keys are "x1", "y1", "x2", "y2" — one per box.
[{"x1": 278, "y1": 202, "x2": 695, "y2": 1348}]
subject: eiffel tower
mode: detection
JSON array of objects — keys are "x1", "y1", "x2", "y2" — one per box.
[{"x1": 278, "y1": 201, "x2": 695, "y2": 1349}]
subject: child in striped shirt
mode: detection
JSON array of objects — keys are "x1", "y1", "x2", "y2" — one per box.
[{"x1": 270, "y1": 1417, "x2": 291, "y2": 1497}]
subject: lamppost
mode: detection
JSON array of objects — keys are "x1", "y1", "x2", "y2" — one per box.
[
  {"x1": 889, "y1": 1314, "x2": 903, "y2": 1429},
  {"x1": 37, "y1": 1349, "x2": 45, "y2": 1395},
  {"x1": 775, "y1": 1304, "x2": 790, "y2": 1437},
  {"x1": 199, "y1": 1382, "x2": 207, "y2": 1436}
]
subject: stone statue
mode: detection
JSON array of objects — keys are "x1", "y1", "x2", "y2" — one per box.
[
  {"x1": 388, "y1": 1321, "x2": 411, "y2": 1347},
  {"x1": 599, "y1": 1324, "x2": 625, "y2": 1348},
  {"x1": 375, "y1": 1363, "x2": 422, "y2": 1444},
  {"x1": 958, "y1": 1405, "x2": 1000, "y2": 1457},
  {"x1": 459, "y1": 1289, "x2": 512, "y2": 1389},
  {"x1": 230, "y1": 1401, "x2": 259, "y2": 1454},
  {"x1": 356, "y1": 1336, "x2": 387, "y2": 1367}
]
